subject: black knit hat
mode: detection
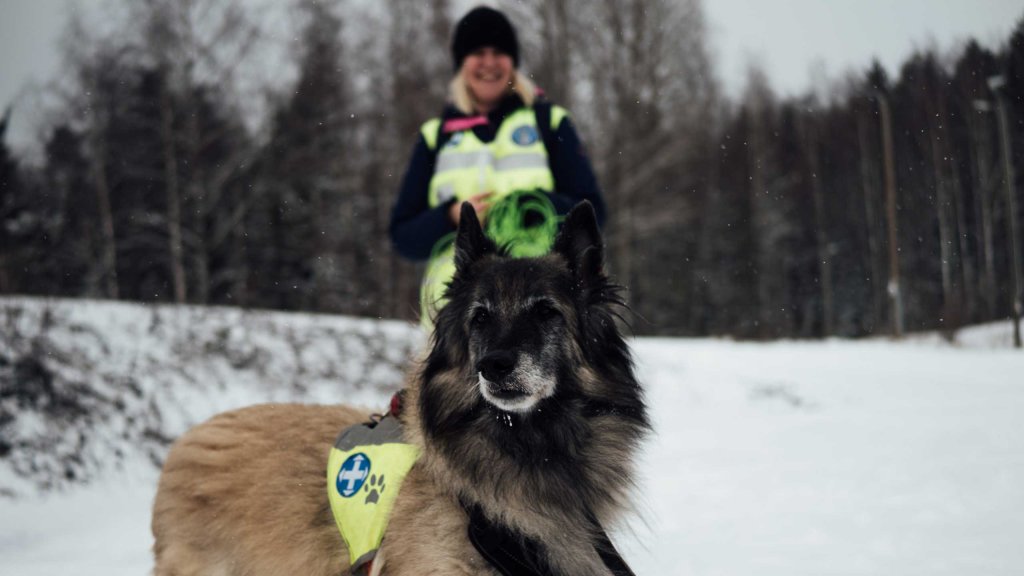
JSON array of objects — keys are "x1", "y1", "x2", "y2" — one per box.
[{"x1": 451, "y1": 6, "x2": 520, "y2": 72}]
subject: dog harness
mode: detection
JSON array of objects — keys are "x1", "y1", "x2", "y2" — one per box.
[
  {"x1": 326, "y1": 397, "x2": 419, "y2": 575},
  {"x1": 327, "y1": 394, "x2": 636, "y2": 576},
  {"x1": 464, "y1": 503, "x2": 637, "y2": 576}
]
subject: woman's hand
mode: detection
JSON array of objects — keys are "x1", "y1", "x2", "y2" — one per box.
[{"x1": 449, "y1": 192, "x2": 493, "y2": 226}]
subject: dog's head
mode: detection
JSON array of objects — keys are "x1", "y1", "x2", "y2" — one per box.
[
  {"x1": 422, "y1": 200, "x2": 636, "y2": 419},
  {"x1": 417, "y1": 200, "x2": 647, "y2": 505},
  {"x1": 454, "y1": 201, "x2": 606, "y2": 412}
]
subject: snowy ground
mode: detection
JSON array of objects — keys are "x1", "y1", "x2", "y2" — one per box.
[
  {"x1": 623, "y1": 337, "x2": 1024, "y2": 575},
  {"x1": 2, "y1": 299, "x2": 1023, "y2": 575}
]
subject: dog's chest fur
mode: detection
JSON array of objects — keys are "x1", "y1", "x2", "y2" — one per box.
[
  {"x1": 393, "y1": 365, "x2": 640, "y2": 576},
  {"x1": 377, "y1": 465, "x2": 496, "y2": 575}
]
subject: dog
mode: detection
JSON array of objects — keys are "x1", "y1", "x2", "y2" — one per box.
[{"x1": 151, "y1": 201, "x2": 649, "y2": 575}]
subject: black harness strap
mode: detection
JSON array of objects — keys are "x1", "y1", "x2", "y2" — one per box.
[
  {"x1": 466, "y1": 504, "x2": 551, "y2": 576},
  {"x1": 592, "y1": 525, "x2": 637, "y2": 576},
  {"x1": 463, "y1": 502, "x2": 636, "y2": 576}
]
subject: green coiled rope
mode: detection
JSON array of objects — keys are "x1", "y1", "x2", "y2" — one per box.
[
  {"x1": 428, "y1": 189, "x2": 562, "y2": 262},
  {"x1": 421, "y1": 190, "x2": 561, "y2": 322},
  {"x1": 484, "y1": 189, "x2": 562, "y2": 257}
]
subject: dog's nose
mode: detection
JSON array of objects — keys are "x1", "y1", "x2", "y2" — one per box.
[{"x1": 477, "y1": 351, "x2": 515, "y2": 381}]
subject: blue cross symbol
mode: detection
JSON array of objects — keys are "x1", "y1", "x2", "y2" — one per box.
[{"x1": 337, "y1": 453, "x2": 371, "y2": 498}]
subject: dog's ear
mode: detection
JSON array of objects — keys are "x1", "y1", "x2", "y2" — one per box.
[
  {"x1": 454, "y1": 202, "x2": 496, "y2": 273},
  {"x1": 552, "y1": 201, "x2": 604, "y2": 281}
]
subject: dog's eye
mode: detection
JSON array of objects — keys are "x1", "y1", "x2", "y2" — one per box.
[
  {"x1": 531, "y1": 302, "x2": 561, "y2": 322},
  {"x1": 470, "y1": 308, "x2": 491, "y2": 328}
]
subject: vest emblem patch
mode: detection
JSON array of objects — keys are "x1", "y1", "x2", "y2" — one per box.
[
  {"x1": 336, "y1": 452, "x2": 371, "y2": 497},
  {"x1": 512, "y1": 125, "x2": 538, "y2": 146}
]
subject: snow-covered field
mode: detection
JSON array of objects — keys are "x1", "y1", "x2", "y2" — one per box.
[{"x1": 2, "y1": 298, "x2": 1023, "y2": 575}]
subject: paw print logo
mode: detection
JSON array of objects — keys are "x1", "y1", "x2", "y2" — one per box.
[{"x1": 363, "y1": 473, "x2": 386, "y2": 505}]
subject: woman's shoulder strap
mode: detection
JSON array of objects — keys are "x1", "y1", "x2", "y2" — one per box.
[
  {"x1": 532, "y1": 99, "x2": 569, "y2": 133},
  {"x1": 532, "y1": 99, "x2": 569, "y2": 156},
  {"x1": 420, "y1": 117, "x2": 443, "y2": 150}
]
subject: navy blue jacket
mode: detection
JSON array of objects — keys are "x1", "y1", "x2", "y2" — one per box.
[{"x1": 389, "y1": 94, "x2": 606, "y2": 261}]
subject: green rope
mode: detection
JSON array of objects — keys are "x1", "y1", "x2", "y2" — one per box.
[
  {"x1": 427, "y1": 189, "x2": 561, "y2": 263},
  {"x1": 485, "y1": 189, "x2": 561, "y2": 257},
  {"x1": 421, "y1": 190, "x2": 561, "y2": 325}
]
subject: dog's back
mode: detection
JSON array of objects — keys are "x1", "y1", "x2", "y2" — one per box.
[
  {"x1": 152, "y1": 404, "x2": 367, "y2": 576},
  {"x1": 153, "y1": 402, "x2": 495, "y2": 576}
]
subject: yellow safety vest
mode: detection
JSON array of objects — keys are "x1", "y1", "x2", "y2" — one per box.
[
  {"x1": 419, "y1": 105, "x2": 568, "y2": 323},
  {"x1": 327, "y1": 416, "x2": 420, "y2": 574}
]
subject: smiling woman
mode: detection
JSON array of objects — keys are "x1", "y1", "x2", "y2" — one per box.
[
  {"x1": 449, "y1": 7, "x2": 523, "y2": 116},
  {"x1": 388, "y1": 6, "x2": 608, "y2": 328},
  {"x1": 457, "y1": 46, "x2": 516, "y2": 115}
]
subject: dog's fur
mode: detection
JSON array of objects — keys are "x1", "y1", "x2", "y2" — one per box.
[{"x1": 151, "y1": 202, "x2": 649, "y2": 576}]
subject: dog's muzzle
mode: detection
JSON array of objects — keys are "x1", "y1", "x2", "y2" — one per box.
[
  {"x1": 477, "y1": 351, "x2": 516, "y2": 384},
  {"x1": 476, "y1": 351, "x2": 554, "y2": 412},
  {"x1": 477, "y1": 351, "x2": 527, "y2": 399}
]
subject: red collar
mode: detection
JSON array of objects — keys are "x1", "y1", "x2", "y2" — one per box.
[{"x1": 388, "y1": 390, "x2": 406, "y2": 417}]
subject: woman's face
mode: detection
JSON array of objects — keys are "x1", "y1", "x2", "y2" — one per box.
[{"x1": 461, "y1": 46, "x2": 514, "y2": 111}]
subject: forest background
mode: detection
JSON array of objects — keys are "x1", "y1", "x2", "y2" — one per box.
[{"x1": 2, "y1": 0, "x2": 1024, "y2": 340}]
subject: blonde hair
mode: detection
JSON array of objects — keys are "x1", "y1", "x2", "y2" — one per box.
[{"x1": 449, "y1": 69, "x2": 536, "y2": 115}]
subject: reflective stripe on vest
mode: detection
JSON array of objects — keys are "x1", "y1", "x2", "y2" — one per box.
[
  {"x1": 424, "y1": 108, "x2": 555, "y2": 208},
  {"x1": 436, "y1": 150, "x2": 550, "y2": 174}
]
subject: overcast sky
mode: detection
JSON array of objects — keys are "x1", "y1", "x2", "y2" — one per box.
[
  {"x1": 1, "y1": 0, "x2": 1021, "y2": 149},
  {"x1": 706, "y1": 0, "x2": 1020, "y2": 98}
]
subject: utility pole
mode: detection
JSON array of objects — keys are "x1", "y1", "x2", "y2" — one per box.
[
  {"x1": 988, "y1": 75, "x2": 1022, "y2": 348},
  {"x1": 875, "y1": 91, "x2": 904, "y2": 338},
  {"x1": 972, "y1": 99, "x2": 1000, "y2": 320}
]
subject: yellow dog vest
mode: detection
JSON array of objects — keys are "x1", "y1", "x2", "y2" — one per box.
[{"x1": 326, "y1": 416, "x2": 420, "y2": 574}]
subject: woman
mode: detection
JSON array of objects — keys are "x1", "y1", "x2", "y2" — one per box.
[{"x1": 389, "y1": 6, "x2": 606, "y2": 323}]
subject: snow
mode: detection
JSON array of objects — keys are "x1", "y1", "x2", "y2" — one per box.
[
  {"x1": 621, "y1": 338, "x2": 1024, "y2": 575},
  {"x1": 0, "y1": 297, "x2": 421, "y2": 494},
  {"x1": 2, "y1": 298, "x2": 1023, "y2": 575}
]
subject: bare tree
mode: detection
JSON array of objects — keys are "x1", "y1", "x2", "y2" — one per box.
[
  {"x1": 568, "y1": 0, "x2": 716, "y2": 316},
  {"x1": 743, "y1": 66, "x2": 793, "y2": 337},
  {"x1": 60, "y1": 15, "x2": 123, "y2": 300},
  {"x1": 956, "y1": 41, "x2": 1002, "y2": 320},
  {"x1": 856, "y1": 102, "x2": 885, "y2": 331},
  {"x1": 504, "y1": 0, "x2": 574, "y2": 107},
  {"x1": 379, "y1": 0, "x2": 451, "y2": 319},
  {"x1": 800, "y1": 107, "x2": 835, "y2": 337},
  {"x1": 132, "y1": 0, "x2": 262, "y2": 304}
]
